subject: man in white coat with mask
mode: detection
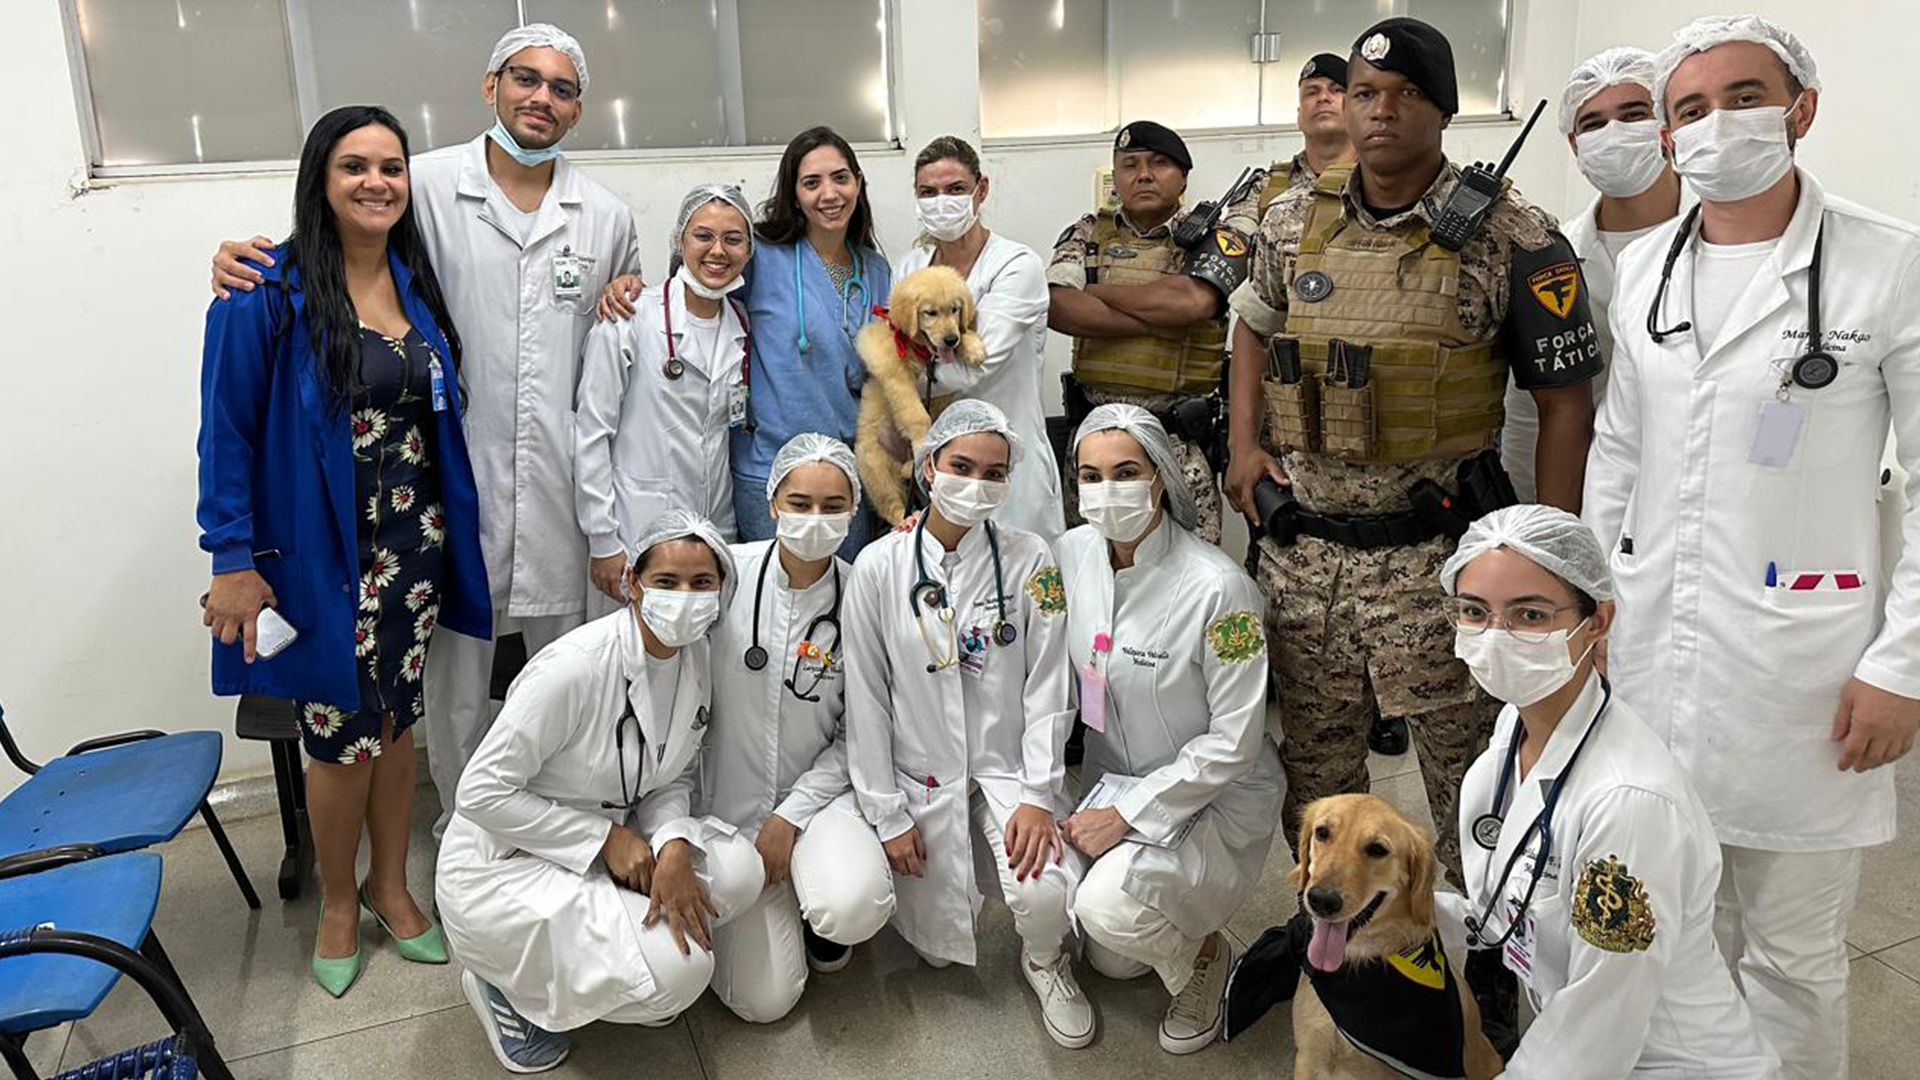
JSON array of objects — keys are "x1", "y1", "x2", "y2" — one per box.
[
  {"x1": 210, "y1": 24, "x2": 643, "y2": 833},
  {"x1": 1503, "y1": 46, "x2": 1685, "y2": 501},
  {"x1": 1584, "y1": 16, "x2": 1920, "y2": 1079},
  {"x1": 843, "y1": 400, "x2": 1093, "y2": 1049}
]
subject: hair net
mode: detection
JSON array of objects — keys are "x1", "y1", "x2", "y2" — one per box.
[
  {"x1": 1654, "y1": 15, "x2": 1818, "y2": 122},
  {"x1": 488, "y1": 23, "x2": 590, "y2": 94},
  {"x1": 1071, "y1": 404, "x2": 1198, "y2": 531},
  {"x1": 765, "y1": 432, "x2": 861, "y2": 507},
  {"x1": 914, "y1": 399, "x2": 1022, "y2": 492},
  {"x1": 628, "y1": 509, "x2": 738, "y2": 608},
  {"x1": 668, "y1": 183, "x2": 754, "y2": 275},
  {"x1": 1439, "y1": 504, "x2": 1614, "y2": 602},
  {"x1": 1559, "y1": 46, "x2": 1659, "y2": 134}
]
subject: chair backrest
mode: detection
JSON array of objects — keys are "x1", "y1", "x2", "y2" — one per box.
[{"x1": 0, "y1": 704, "x2": 41, "y2": 776}]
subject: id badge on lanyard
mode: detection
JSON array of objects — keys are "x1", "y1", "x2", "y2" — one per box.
[
  {"x1": 552, "y1": 245, "x2": 591, "y2": 300},
  {"x1": 427, "y1": 349, "x2": 448, "y2": 412},
  {"x1": 1078, "y1": 632, "x2": 1112, "y2": 733}
]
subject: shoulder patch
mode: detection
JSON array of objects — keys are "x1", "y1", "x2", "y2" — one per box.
[
  {"x1": 1025, "y1": 566, "x2": 1066, "y2": 616},
  {"x1": 1572, "y1": 855, "x2": 1657, "y2": 953},
  {"x1": 1527, "y1": 262, "x2": 1581, "y2": 319},
  {"x1": 1205, "y1": 609, "x2": 1265, "y2": 663},
  {"x1": 1214, "y1": 228, "x2": 1248, "y2": 258}
]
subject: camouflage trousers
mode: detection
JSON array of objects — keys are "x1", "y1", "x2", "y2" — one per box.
[
  {"x1": 1257, "y1": 534, "x2": 1498, "y2": 887},
  {"x1": 1063, "y1": 386, "x2": 1223, "y2": 544}
]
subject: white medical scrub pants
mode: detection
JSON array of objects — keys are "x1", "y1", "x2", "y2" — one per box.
[
  {"x1": 425, "y1": 609, "x2": 582, "y2": 836},
  {"x1": 1074, "y1": 843, "x2": 1208, "y2": 994},
  {"x1": 1713, "y1": 844, "x2": 1863, "y2": 1080},
  {"x1": 968, "y1": 784, "x2": 1082, "y2": 967},
  {"x1": 596, "y1": 827, "x2": 765, "y2": 1027},
  {"x1": 708, "y1": 793, "x2": 896, "y2": 1023}
]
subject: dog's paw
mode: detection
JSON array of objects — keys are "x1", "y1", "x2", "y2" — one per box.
[{"x1": 956, "y1": 332, "x2": 987, "y2": 368}]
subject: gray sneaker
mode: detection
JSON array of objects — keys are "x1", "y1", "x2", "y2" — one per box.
[
  {"x1": 1160, "y1": 937, "x2": 1234, "y2": 1054},
  {"x1": 462, "y1": 969, "x2": 572, "y2": 1073}
]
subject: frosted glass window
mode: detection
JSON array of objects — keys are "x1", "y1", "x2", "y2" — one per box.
[
  {"x1": 1112, "y1": 0, "x2": 1262, "y2": 131},
  {"x1": 72, "y1": 0, "x2": 301, "y2": 167},
  {"x1": 1406, "y1": 0, "x2": 1509, "y2": 117},
  {"x1": 979, "y1": 0, "x2": 1110, "y2": 139},
  {"x1": 1256, "y1": 0, "x2": 1387, "y2": 127},
  {"x1": 529, "y1": 0, "x2": 730, "y2": 150},
  {"x1": 736, "y1": 0, "x2": 892, "y2": 146}
]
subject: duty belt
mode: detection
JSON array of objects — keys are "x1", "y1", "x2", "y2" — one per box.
[
  {"x1": 1061, "y1": 375, "x2": 1206, "y2": 443},
  {"x1": 1294, "y1": 506, "x2": 1445, "y2": 550}
]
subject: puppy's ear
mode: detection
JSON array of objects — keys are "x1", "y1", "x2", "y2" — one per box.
[
  {"x1": 894, "y1": 282, "x2": 921, "y2": 341},
  {"x1": 1289, "y1": 803, "x2": 1318, "y2": 894},
  {"x1": 1404, "y1": 822, "x2": 1438, "y2": 927}
]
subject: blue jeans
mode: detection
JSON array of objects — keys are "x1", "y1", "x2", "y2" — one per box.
[{"x1": 733, "y1": 474, "x2": 878, "y2": 561}]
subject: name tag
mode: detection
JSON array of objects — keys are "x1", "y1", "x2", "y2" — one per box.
[
  {"x1": 728, "y1": 382, "x2": 750, "y2": 428},
  {"x1": 552, "y1": 247, "x2": 591, "y2": 300},
  {"x1": 1749, "y1": 399, "x2": 1805, "y2": 467}
]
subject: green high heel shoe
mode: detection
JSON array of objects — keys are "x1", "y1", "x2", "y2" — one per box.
[
  {"x1": 311, "y1": 943, "x2": 363, "y2": 998},
  {"x1": 360, "y1": 882, "x2": 449, "y2": 964}
]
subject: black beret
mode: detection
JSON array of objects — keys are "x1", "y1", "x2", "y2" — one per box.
[
  {"x1": 1113, "y1": 121, "x2": 1192, "y2": 172},
  {"x1": 1351, "y1": 17, "x2": 1459, "y2": 115},
  {"x1": 1299, "y1": 52, "x2": 1349, "y2": 88}
]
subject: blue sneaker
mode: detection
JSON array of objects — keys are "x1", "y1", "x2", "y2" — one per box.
[{"x1": 462, "y1": 969, "x2": 571, "y2": 1073}]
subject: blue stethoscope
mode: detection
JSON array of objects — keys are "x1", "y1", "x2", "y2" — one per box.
[
  {"x1": 1464, "y1": 675, "x2": 1612, "y2": 949},
  {"x1": 793, "y1": 245, "x2": 871, "y2": 356}
]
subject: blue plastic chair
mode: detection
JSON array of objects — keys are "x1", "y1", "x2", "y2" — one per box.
[
  {"x1": 0, "y1": 847, "x2": 232, "y2": 1080},
  {"x1": 0, "y1": 704, "x2": 258, "y2": 911}
]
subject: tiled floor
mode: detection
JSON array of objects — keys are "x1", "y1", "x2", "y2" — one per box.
[{"x1": 31, "y1": 750, "x2": 1920, "y2": 1079}]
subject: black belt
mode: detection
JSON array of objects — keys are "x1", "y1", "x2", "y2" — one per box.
[
  {"x1": 1292, "y1": 506, "x2": 1445, "y2": 550},
  {"x1": 1060, "y1": 376, "x2": 1201, "y2": 440}
]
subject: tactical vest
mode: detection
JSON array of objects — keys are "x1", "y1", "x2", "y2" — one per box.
[
  {"x1": 1071, "y1": 212, "x2": 1227, "y2": 397},
  {"x1": 1254, "y1": 159, "x2": 1300, "y2": 223},
  {"x1": 1262, "y1": 169, "x2": 1506, "y2": 463}
]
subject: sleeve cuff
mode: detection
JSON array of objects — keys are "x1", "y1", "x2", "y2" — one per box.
[
  {"x1": 1229, "y1": 280, "x2": 1284, "y2": 338},
  {"x1": 1045, "y1": 265, "x2": 1086, "y2": 290},
  {"x1": 1112, "y1": 784, "x2": 1178, "y2": 842},
  {"x1": 649, "y1": 817, "x2": 702, "y2": 856},
  {"x1": 773, "y1": 793, "x2": 825, "y2": 831},
  {"x1": 1853, "y1": 657, "x2": 1920, "y2": 702},
  {"x1": 589, "y1": 532, "x2": 627, "y2": 560},
  {"x1": 875, "y1": 807, "x2": 915, "y2": 843},
  {"x1": 210, "y1": 545, "x2": 256, "y2": 575},
  {"x1": 1019, "y1": 784, "x2": 1057, "y2": 809},
  {"x1": 559, "y1": 817, "x2": 615, "y2": 876}
]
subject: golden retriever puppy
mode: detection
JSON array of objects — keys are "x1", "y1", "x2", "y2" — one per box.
[
  {"x1": 854, "y1": 265, "x2": 986, "y2": 524},
  {"x1": 1288, "y1": 794, "x2": 1501, "y2": 1080}
]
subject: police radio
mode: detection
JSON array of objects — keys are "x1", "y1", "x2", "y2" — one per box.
[
  {"x1": 1431, "y1": 99, "x2": 1547, "y2": 252},
  {"x1": 1172, "y1": 167, "x2": 1257, "y2": 250}
]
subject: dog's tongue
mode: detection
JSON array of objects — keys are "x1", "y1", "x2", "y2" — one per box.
[
  {"x1": 936, "y1": 344, "x2": 956, "y2": 365},
  {"x1": 1306, "y1": 917, "x2": 1349, "y2": 972}
]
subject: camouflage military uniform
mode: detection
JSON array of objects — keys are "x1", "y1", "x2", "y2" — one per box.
[
  {"x1": 1049, "y1": 209, "x2": 1235, "y2": 544},
  {"x1": 1228, "y1": 162, "x2": 1601, "y2": 884},
  {"x1": 1220, "y1": 151, "x2": 1320, "y2": 238}
]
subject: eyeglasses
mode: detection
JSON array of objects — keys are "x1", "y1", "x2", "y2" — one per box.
[
  {"x1": 499, "y1": 65, "x2": 580, "y2": 104},
  {"x1": 1449, "y1": 599, "x2": 1583, "y2": 643}
]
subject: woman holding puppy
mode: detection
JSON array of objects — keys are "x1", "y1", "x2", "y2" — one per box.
[
  {"x1": 1439, "y1": 506, "x2": 1777, "y2": 1079},
  {"x1": 893, "y1": 136, "x2": 1063, "y2": 540},
  {"x1": 1057, "y1": 404, "x2": 1281, "y2": 1055}
]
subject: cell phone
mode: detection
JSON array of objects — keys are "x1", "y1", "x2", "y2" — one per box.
[{"x1": 255, "y1": 607, "x2": 299, "y2": 660}]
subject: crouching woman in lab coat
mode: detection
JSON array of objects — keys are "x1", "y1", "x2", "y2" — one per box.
[
  {"x1": 1437, "y1": 506, "x2": 1777, "y2": 1080},
  {"x1": 575, "y1": 184, "x2": 754, "y2": 617},
  {"x1": 1058, "y1": 405, "x2": 1281, "y2": 1055},
  {"x1": 700, "y1": 432, "x2": 895, "y2": 1022},
  {"x1": 436, "y1": 511, "x2": 764, "y2": 1073}
]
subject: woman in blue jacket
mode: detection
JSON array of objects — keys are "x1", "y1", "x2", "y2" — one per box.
[{"x1": 197, "y1": 105, "x2": 490, "y2": 998}]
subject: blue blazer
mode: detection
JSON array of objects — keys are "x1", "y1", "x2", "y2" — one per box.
[{"x1": 197, "y1": 246, "x2": 491, "y2": 707}]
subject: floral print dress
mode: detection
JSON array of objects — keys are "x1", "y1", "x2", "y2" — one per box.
[{"x1": 296, "y1": 327, "x2": 447, "y2": 764}]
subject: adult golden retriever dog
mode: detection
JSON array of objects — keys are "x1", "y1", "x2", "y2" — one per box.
[
  {"x1": 854, "y1": 265, "x2": 986, "y2": 524},
  {"x1": 1288, "y1": 794, "x2": 1501, "y2": 1080}
]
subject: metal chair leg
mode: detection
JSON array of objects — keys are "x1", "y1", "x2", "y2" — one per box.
[
  {"x1": 139, "y1": 932, "x2": 214, "y2": 1041},
  {"x1": 196, "y1": 802, "x2": 261, "y2": 910},
  {"x1": 0, "y1": 1033, "x2": 38, "y2": 1080},
  {"x1": 270, "y1": 740, "x2": 305, "y2": 900}
]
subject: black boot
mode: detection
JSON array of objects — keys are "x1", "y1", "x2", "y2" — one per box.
[
  {"x1": 1463, "y1": 947, "x2": 1520, "y2": 1060},
  {"x1": 1368, "y1": 714, "x2": 1409, "y2": 756}
]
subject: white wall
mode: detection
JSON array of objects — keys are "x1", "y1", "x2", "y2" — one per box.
[{"x1": 7, "y1": 1, "x2": 1890, "y2": 791}]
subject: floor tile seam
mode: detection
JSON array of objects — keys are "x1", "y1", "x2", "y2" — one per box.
[{"x1": 219, "y1": 1000, "x2": 473, "y2": 1064}]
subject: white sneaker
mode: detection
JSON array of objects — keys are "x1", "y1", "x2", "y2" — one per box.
[
  {"x1": 1159, "y1": 936, "x2": 1234, "y2": 1055},
  {"x1": 1022, "y1": 949, "x2": 1095, "y2": 1049}
]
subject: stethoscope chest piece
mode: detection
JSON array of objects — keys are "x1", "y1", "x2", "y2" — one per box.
[
  {"x1": 743, "y1": 644, "x2": 768, "y2": 671},
  {"x1": 1471, "y1": 813, "x2": 1503, "y2": 851},
  {"x1": 1792, "y1": 350, "x2": 1838, "y2": 391},
  {"x1": 994, "y1": 621, "x2": 1018, "y2": 646}
]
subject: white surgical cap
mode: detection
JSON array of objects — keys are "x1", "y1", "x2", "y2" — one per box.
[
  {"x1": 1559, "y1": 46, "x2": 1659, "y2": 134},
  {"x1": 766, "y1": 432, "x2": 861, "y2": 507},
  {"x1": 629, "y1": 509, "x2": 738, "y2": 608},
  {"x1": 1440, "y1": 504, "x2": 1614, "y2": 602},
  {"x1": 1071, "y1": 404, "x2": 1198, "y2": 531},
  {"x1": 488, "y1": 23, "x2": 590, "y2": 94},
  {"x1": 670, "y1": 183, "x2": 754, "y2": 274},
  {"x1": 1654, "y1": 15, "x2": 1818, "y2": 123},
  {"x1": 914, "y1": 399, "x2": 1022, "y2": 492}
]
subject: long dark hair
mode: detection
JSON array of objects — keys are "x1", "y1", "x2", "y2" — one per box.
[
  {"x1": 281, "y1": 105, "x2": 462, "y2": 411},
  {"x1": 755, "y1": 126, "x2": 878, "y2": 252}
]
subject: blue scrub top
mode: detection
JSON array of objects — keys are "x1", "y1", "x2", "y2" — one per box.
[{"x1": 730, "y1": 240, "x2": 892, "y2": 487}]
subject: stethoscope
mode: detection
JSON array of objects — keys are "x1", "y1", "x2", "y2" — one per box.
[
  {"x1": 600, "y1": 685, "x2": 644, "y2": 813},
  {"x1": 659, "y1": 281, "x2": 756, "y2": 432},
  {"x1": 793, "y1": 245, "x2": 871, "y2": 356},
  {"x1": 742, "y1": 548, "x2": 843, "y2": 703},
  {"x1": 910, "y1": 510, "x2": 1017, "y2": 673},
  {"x1": 1464, "y1": 675, "x2": 1612, "y2": 950},
  {"x1": 1647, "y1": 204, "x2": 1839, "y2": 395}
]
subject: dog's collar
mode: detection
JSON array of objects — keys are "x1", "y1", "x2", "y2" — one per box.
[{"x1": 872, "y1": 304, "x2": 935, "y2": 362}]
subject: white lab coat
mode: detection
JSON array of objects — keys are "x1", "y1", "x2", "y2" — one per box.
[
  {"x1": 1584, "y1": 170, "x2": 1920, "y2": 850},
  {"x1": 411, "y1": 135, "x2": 640, "y2": 617},
  {"x1": 843, "y1": 520, "x2": 1078, "y2": 964},
  {"x1": 435, "y1": 610, "x2": 730, "y2": 1031},
  {"x1": 1448, "y1": 674, "x2": 1779, "y2": 1080},
  {"x1": 898, "y1": 236, "x2": 1065, "y2": 541},
  {"x1": 576, "y1": 284, "x2": 746, "y2": 580},
  {"x1": 1056, "y1": 517, "x2": 1280, "y2": 937},
  {"x1": 700, "y1": 540, "x2": 851, "y2": 833}
]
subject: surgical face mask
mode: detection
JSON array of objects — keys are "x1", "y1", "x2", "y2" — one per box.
[
  {"x1": 638, "y1": 588, "x2": 721, "y2": 648},
  {"x1": 1670, "y1": 99, "x2": 1800, "y2": 203},
  {"x1": 675, "y1": 262, "x2": 744, "y2": 301},
  {"x1": 776, "y1": 510, "x2": 853, "y2": 562},
  {"x1": 1453, "y1": 619, "x2": 1594, "y2": 707},
  {"x1": 485, "y1": 119, "x2": 562, "y2": 167},
  {"x1": 1574, "y1": 118, "x2": 1667, "y2": 198},
  {"x1": 927, "y1": 470, "x2": 1007, "y2": 527},
  {"x1": 1078, "y1": 479, "x2": 1159, "y2": 544},
  {"x1": 915, "y1": 193, "x2": 978, "y2": 242}
]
